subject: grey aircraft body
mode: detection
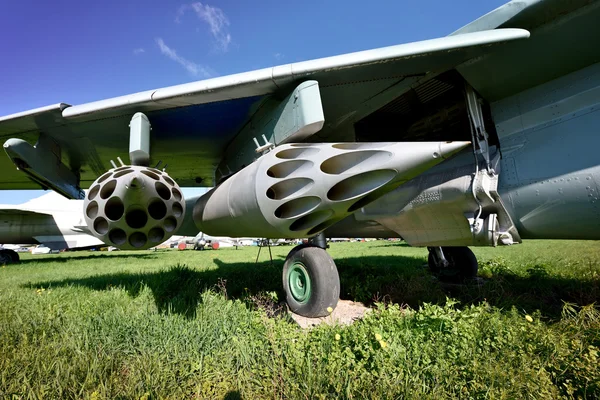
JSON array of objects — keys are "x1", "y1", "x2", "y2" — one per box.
[{"x1": 1, "y1": 0, "x2": 599, "y2": 317}]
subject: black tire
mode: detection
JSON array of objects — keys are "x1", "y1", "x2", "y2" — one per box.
[
  {"x1": 0, "y1": 250, "x2": 13, "y2": 265},
  {"x1": 5, "y1": 249, "x2": 19, "y2": 263},
  {"x1": 283, "y1": 246, "x2": 340, "y2": 318},
  {"x1": 286, "y1": 243, "x2": 310, "y2": 260},
  {"x1": 428, "y1": 246, "x2": 478, "y2": 282}
]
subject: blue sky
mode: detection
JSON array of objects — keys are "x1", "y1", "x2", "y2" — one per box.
[{"x1": 0, "y1": 0, "x2": 506, "y2": 204}]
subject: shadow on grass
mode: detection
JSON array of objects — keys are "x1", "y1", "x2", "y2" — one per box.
[
  {"x1": 27, "y1": 254, "x2": 600, "y2": 320},
  {"x1": 337, "y1": 255, "x2": 600, "y2": 319},
  {"x1": 26, "y1": 258, "x2": 285, "y2": 318},
  {"x1": 224, "y1": 391, "x2": 242, "y2": 400},
  {"x1": 20, "y1": 253, "x2": 159, "y2": 264}
]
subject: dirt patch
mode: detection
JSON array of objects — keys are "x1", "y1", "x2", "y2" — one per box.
[{"x1": 290, "y1": 300, "x2": 371, "y2": 329}]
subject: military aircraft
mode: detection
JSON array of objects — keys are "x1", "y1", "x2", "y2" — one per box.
[
  {"x1": 1, "y1": 0, "x2": 599, "y2": 317},
  {"x1": 184, "y1": 232, "x2": 258, "y2": 250},
  {"x1": 0, "y1": 192, "x2": 105, "y2": 263}
]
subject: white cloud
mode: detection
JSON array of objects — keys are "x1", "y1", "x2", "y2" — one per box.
[
  {"x1": 175, "y1": 5, "x2": 187, "y2": 24},
  {"x1": 155, "y1": 38, "x2": 212, "y2": 77},
  {"x1": 133, "y1": 48, "x2": 145, "y2": 55},
  {"x1": 274, "y1": 53, "x2": 284, "y2": 61},
  {"x1": 176, "y1": 3, "x2": 232, "y2": 52}
]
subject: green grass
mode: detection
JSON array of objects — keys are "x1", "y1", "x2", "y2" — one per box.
[{"x1": 1, "y1": 241, "x2": 599, "y2": 399}]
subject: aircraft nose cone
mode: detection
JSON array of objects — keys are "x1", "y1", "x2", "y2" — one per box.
[{"x1": 437, "y1": 141, "x2": 471, "y2": 159}]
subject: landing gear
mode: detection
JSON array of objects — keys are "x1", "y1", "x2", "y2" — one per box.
[
  {"x1": 427, "y1": 246, "x2": 478, "y2": 282},
  {"x1": 194, "y1": 239, "x2": 206, "y2": 251},
  {"x1": 0, "y1": 249, "x2": 19, "y2": 265},
  {"x1": 283, "y1": 234, "x2": 340, "y2": 317}
]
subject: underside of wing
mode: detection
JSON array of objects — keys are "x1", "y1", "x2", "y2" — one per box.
[{"x1": 0, "y1": 28, "x2": 529, "y2": 191}]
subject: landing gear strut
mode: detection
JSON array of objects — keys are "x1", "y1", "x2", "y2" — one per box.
[
  {"x1": 0, "y1": 249, "x2": 19, "y2": 265},
  {"x1": 427, "y1": 246, "x2": 478, "y2": 282},
  {"x1": 283, "y1": 233, "x2": 339, "y2": 317}
]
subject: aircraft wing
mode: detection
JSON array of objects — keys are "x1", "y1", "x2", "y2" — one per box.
[
  {"x1": 0, "y1": 28, "x2": 529, "y2": 191},
  {"x1": 0, "y1": 206, "x2": 105, "y2": 250}
]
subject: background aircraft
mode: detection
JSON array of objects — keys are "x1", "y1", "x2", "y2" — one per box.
[
  {"x1": 190, "y1": 233, "x2": 263, "y2": 249},
  {"x1": 0, "y1": 192, "x2": 105, "y2": 263},
  {"x1": 170, "y1": 232, "x2": 259, "y2": 250},
  {"x1": 1, "y1": 0, "x2": 599, "y2": 317}
]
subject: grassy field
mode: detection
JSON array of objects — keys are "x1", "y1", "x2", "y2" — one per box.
[{"x1": 1, "y1": 240, "x2": 599, "y2": 399}]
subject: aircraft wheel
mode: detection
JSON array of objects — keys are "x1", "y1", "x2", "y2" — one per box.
[
  {"x1": 6, "y1": 249, "x2": 19, "y2": 263},
  {"x1": 283, "y1": 245, "x2": 340, "y2": 318},
  {"x1": 0, "y1": 250, "x2": 14, "y2": 265},
  {"x1": 428, "y1": 246, "x2": 478, "y2": 282}
]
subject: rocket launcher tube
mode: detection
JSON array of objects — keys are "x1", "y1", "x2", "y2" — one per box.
[{"x1": 194, "y1": 141, "x2": 470, "y2": 238}]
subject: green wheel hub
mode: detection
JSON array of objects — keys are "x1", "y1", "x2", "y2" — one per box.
[{"x1": 287, "y1": 262, "x2": 312, "y2": 304}]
